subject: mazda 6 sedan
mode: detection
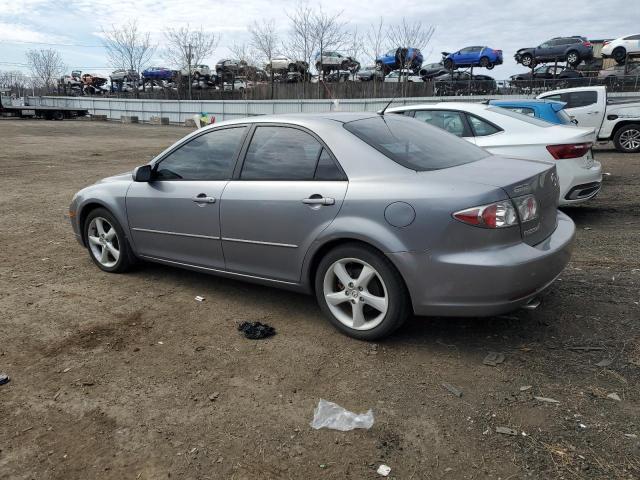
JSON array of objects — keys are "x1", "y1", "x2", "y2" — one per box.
[{"x1": 69, "y1": 113, "x2": 575, "y2": 340}]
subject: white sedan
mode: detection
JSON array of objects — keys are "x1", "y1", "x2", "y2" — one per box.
[
  {"x1": 601, "y1": 34, "x2": 640, "y2": 64},
  {"x1": 386, "y1": 102, "x2": 602, "y2": 205},
  {"x1": 384, "y1": 69, "x2": 423, "y2": 83}
]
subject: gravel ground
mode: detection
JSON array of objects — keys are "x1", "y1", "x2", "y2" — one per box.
[{"x1": 1, "y1": 119, "x2": 639, "y2": 480}]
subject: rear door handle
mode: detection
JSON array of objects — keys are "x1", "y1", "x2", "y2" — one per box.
[
  {"x1": 192, "y1": 194, "x2": 216, "y2": 204},
  {"x1": 303, "y1": 196, "x2": 335, "y2": 206}
]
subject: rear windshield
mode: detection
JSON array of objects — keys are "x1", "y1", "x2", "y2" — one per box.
[
  {"x1": 487, "y1": 107, "x2": 554, "y2": 127},
  {"x1": 343, "y1": 115, "x2": 489, "y2": 171}
]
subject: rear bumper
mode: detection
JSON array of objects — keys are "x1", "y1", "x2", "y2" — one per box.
[
  {"x1": 388, "y1": 211, "x2": 575, "y2": 317},
  {"x1": 557, "y1": 160, "x2": 602, "y2": 206}
]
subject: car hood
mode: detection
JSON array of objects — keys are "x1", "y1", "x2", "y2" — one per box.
[{"x1": 96, "y1": 172, "x2": 133, "y2": 184}]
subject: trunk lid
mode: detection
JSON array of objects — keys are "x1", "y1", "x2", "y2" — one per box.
[{"x1": 444, "y1": 155, "x2": 559, "y2": 246}]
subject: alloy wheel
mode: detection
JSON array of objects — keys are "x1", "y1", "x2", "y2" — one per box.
[
  {"x1": 567, "y1": 52, "x2": 578, "y2": 64},
  {"x1": 620, "y1": 128, "x2": 640, "y2": 151},
  {"x1": 323, "y1": 258, "x2": 388, "y2": 331},
  {"x1": 87, "y1": 217, "x2": 120, "y2": 268}
]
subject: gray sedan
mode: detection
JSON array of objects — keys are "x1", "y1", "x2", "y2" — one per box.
[{"x1": 69, "y1": 112, "x2": 575, "y2": 340}]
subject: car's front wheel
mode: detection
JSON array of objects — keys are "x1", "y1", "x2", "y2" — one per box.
[
  {"x1": 520, "y1": 54, "x2": 534, "y2": 67},
  {"x1": 315, "y1": 243, "x2": 410, "y2": 340},
  {"x1": 84, "y1": 208, "x2": 134, "y2": 273},
  {"x1": 614, "y1": 124, "x2": 640, "y2": 153},
  {"x1": 612, "y1": 47, "x2": 627, "y2": 64}
]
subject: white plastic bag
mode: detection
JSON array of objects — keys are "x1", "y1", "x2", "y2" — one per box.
[{"x1": 310, "y1": 399, "x2": 374, "y2": 431}]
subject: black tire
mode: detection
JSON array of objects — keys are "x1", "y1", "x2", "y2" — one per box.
[
  {"x1": 443, "y1": 58, "x2": 454, "y2": 70},
  {"x1": 566, "y1": 50, "x2": 580, "y2": 66},
  {"x1": 288, "y1": 63, "x2": 296, "y2": 73},
  {"x1": 520, "y1": 53, "x2": 534, "y2": 67},
  {"x1": 613, "y1": 124, "x2": 640, "y2": 153},
  {"x1": 480, "y1": 56, "x2": 491, "y2": 68},
  {"x1": 612, "y1": 47, "x2": 626, "y2": 65},
  {"x1": 314, "y1": 243, "x2": 410, "y2": 340},
  {"x1": 84, "y1": 207, "x2": 135, "y2": 273},
  {"x1": 53, "y1": 111, "x2": 65, "y2": 121},
  {"x1": 375, "y1": 60, "x2": 384, "y2": 71}
]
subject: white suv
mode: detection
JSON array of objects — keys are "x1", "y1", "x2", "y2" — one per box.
[
  {"x1": 601, "y1": 34, "x2": 640, "y2": 64},
  {"x1": 180, "y1": 65, "x2": 212, "y2": 79},
  {"x1": 267, "y1": 56, "x2": 308, "y2": 73},
  {"x1": 314, "y1": 51, "x2": 360, "y2": 74}
]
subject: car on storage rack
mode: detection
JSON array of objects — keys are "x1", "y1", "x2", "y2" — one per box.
[
  {"x1": 442, "y1": 46, "x2": 503, "y2": 70},
  {"x1": 489, "y1": 99, "x2": 575, "y2": 125},
  {"x1": 597, "y1": 63, "x2": 640, "y2": 87},
  {"x1": 180, "y1": 65, "x2": 212, "y2": 79},
  {"x1": 111, "y1": 69, "x2": 139, "y2": 82},
  {"x1": 384, "y1": 69, "x2": 423, "y2": 83},
  {"x1": 375, "y1": 47, "x2": 423, "y2": 73},
  {"x1": 510, "y1": 65, "x2": 584, "y2": 87},
  {"x1": 419, "y1": 62, "x2": 448, "y2": 79},
  {"x1": 315, "y1": 51, "x2": 360, "y2": 74},
  {"x1": 266, "y1": 56, "x2": 309, "y2": 74},
  {"x1": 356, "y1": 65, "x2": 384, "y2": 81},
  {"x1": 142, "y1": 67, "x2": 176, "y2": 81},
  {"x1": 432, "y1": 71, "x2": 497, "y2": 95},
  {"x1": 515, "y1": 37, "x2": 593, "y2": 68},
  {"x1": 537, "y1": 86, "x2": 640, "y2": 153},
  {"x1": 601, "y1": 34, "x2": 640, "y2": 64},
  {"x1": 386, "y1": 102, "x2": 602, "y2": 206}
]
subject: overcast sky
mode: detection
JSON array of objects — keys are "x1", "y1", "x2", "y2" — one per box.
[{"x1": 0, "y1": 0, "x2": 637, "y2": 79}]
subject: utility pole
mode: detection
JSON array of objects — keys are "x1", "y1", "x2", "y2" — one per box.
[{"x1": 186, "y1": 43, "x2": 193, "y2": 100}]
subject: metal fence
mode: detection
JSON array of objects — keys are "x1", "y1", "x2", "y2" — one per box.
[
  {"x1": 20, "y1": 94, "x2": 521, "y2": 123},
  {"x1": 17, "y1": 88, "x2": 640, "y2": 125}
]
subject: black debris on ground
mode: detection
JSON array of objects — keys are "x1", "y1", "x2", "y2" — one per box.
[
  {"x1": 237, "y1": 322, "x2": 276, "y2": 340},
  {"x1": 0, "y1": 373, "x2": 10, "y2": 385}
]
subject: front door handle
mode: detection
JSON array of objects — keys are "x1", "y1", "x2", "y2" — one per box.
[
  {"x1": 303, "y1": 196, "x2": 335, "y2": 206},
  {"x1": 192, "y1": 193, "x2": 216, "y2": 204}
]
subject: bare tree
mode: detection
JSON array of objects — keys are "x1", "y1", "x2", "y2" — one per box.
[
  {"x1": 346, "y1": 27, "x2": 365, "y2": 81},
  {"x1": 164, "y1": 25, "x2": 219, "y2": 98},
  {"x1": 102, "y1": 19, "x2": 156, "y2": 96},
  {"x1": 0, "y1": 70, "x2": 29, "y2": 96},
  {"x1": 285, "y1": 1, "x2": 317, "y2": 96},
  {"x1": 249, "y1": 20, "x2": 278, "y2": 99},
  {"x1": 310, "y1": 7, "x2": 349, "y2": 97},
  {"x1": 387, "y1": 18, "x2": 435, "y2": 96},
  {"x1": 25, "y1": 49, "x2": 65, "y2": 92},
  {"x1": 365, "y1": 17, "x2": 388, "y2": 96}
]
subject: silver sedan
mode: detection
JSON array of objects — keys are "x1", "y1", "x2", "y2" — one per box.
[{"x1": 69, "y1": 112, "x2": 575, "y2": 340}]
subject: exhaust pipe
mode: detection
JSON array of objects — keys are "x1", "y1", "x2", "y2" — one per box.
[{"x1": 522, "y1": 297, "x2": 541, "y2": 310}]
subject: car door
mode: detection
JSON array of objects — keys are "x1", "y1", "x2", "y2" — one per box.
[
  {"x1": 126, "y1": 125, "x2": 248, "y2": 269},
  {"x1": 558, "y1": 91, "x2": 603, "y2": 129},
  {"x1": 220, "y1": 124, "x2": 348, "y2": 283}
]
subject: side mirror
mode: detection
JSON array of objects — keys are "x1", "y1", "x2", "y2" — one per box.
[{"x1": 132, "y1": 164, "x2": 152, "y2": 182}]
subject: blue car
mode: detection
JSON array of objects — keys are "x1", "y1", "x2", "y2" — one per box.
[
  {"x1": 376, "y1": 47, "x2": 423, "y2": 73},
  {"x1": 443, "y1": 46, "x2": 503, "y2": 70},
  {"x1": 142, "y1": 67, "x2": 175, "y2": 81},
  {"x1": 489, "y1": 99, "x2": 574, "y2": 125}
]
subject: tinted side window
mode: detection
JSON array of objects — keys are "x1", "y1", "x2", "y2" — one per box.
[
  {"x1": 155, "y1": 127, "x2": 246, "y2": 180},
  {"x1": 467, "y1": 115, "x2": 501, "y2": 136},
  {"x1": 566, "y1": 91, "x2": 597, "y2": 108},
  {"x1": 625, "y1": 34, "x2": 640, "y2": 40},
  {"x1": 543, "y1": 94, "x2": 563, "y2": 102},
  {"x1": 241, "y1": 126, "x2": 322, "y2": 180},
  {"x1": 314, "y1": 149, "x2": 345, "y2": 180},
  {"x1": 414, "y1": 110, "x2": 468, "y2": 137}
]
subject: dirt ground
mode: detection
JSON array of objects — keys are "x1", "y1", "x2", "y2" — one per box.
[{"x1": 1, "y1": 119, "x2": 639, "y2": 480}]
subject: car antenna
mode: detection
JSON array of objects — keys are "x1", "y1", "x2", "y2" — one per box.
[{"x1": 378, "y1": 96, "x2": 397, "y2": 116}]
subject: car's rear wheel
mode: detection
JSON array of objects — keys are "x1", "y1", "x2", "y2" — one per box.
[
  {"x1": 612, "y1": 47, "x2": 627, "y2": 64},
  {"x1": 520, "y1": 54, "x2": 533, "y2": 67},
  {"x1": 315, "y1": 244, "x2": 410, "y2": 340},
  {"x1": 443, "y1": 58, "x2": 454, "y2": 70},
  {"x1": 566, "y1": 50, "x2": 579, "y2": 66},
  {"x1": 84, "y1": 208, "x2": 134, "y2": 273},
  {"x1": 614, "y1": 124, "x2": 640, "y2": 153},
  {"x1": 480, "y1": 56, "x2": 492, "y2": 68}
]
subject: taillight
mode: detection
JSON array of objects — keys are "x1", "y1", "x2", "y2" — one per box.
[
  {"x1": 453, "y1": 195, "x2": 538, "y2": 228},
  {"x1": 546, "y1": 143, "x2": 592, "y2": 159},
  {"x1": 583, "y1": 41, "x2": 592, "y2": 47},
  {"x1": 603, "y1": 41, "x2": 610, "y2": 46}
]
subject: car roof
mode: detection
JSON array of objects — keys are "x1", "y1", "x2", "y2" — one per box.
[
  {"x1": 204, "y1": 112, "x2": 380, "y2": 130},
  {"x1": 490, "y1": 99, "x2": 565, "y2": 107},
  {"x1": 385, "y1": 102, "x2": 493, "y2": 114}
]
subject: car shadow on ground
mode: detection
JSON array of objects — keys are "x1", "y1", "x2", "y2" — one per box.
[{"x1": 133, "y1": 260, "x2": 542, "y2": 354}]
